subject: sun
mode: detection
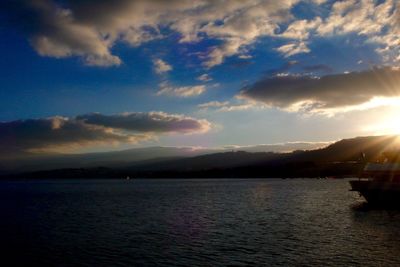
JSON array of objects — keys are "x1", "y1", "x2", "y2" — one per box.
[
  {"x1": 364, "y1": 105, "x2": 400, "y2": 135},
  {"x1": 379, "y1": 120, "x2": 400, "y2": 135},
  {"x1": 355, "y1": 96, "x2": 400, "y2": 136}
]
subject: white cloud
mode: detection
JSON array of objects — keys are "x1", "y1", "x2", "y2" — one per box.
[
  {"x1": 198, "y1": 100, "x2": 260, "y2": 112},
  {"x1": 5, "y1": 0, "x2": 299, "y2": 67},
  {"x1": 276, "y1": 42, "x2": 310, "y2": 57},
  {"x1": 281, "y1": 18, "x2": 322, "y2": 40},
  {"x1": 314, "y1": 0, "x2": 399, "y2": 62},
  {"x1": 217, "y1": 104, "x2": 254, "y2": 112},
  {"x1": 157, "y1": 82, "x2": 206, "y2": 97},
  {"x1": 238, "y1": 54, "x2": 253, "y2": 59},
  {"x1": 275, "y1": 0, "x2": 399, "y2": 61},
  {"x1": 4, "y1": 0, "x2": 400, "y2": 66},
  {"x1": 153, "y1": 59, "x2": 172, "y2": 74},
  {"x1": 198, "y1": 101, "x2": 229, "y2": 109},
  {"x1": 197, "y1": 74, "x2": 213, "y2": 82}
]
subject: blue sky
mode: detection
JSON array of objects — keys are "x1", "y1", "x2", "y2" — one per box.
[{"x1": 1, "y1": 0, "x2": 400, "y2": 154}]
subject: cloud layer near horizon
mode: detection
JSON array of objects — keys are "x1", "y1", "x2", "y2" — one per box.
[
  {"x1": 2, "y1": 0, "x2": 399, "y2": 67},
  {"x1": 77, "y1": 112, "x2": 210, "y2": 133},
  {"x1": 0, "y1": 112, "x2": 211, "y2": 155},
  {"x1": 239, "y1": 67, "x2": 400, "y2": 113}
]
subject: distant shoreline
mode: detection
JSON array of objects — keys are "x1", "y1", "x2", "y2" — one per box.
[
  {"x1": 3, "y1": 135, "x2": 400, "y2": 180},
  {"x1": 1, "y1": 163, "x2": 360, "y2": 180}
]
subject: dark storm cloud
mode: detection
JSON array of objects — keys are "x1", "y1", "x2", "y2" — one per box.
[
  {"x1": 239, "y1": 67, "x2": 400, "y2": 110},
  {"x1": 0, "y1": 112, "x2": 210, "y2": 155}
]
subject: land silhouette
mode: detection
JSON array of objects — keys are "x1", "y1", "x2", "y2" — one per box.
[{"x1": 3, "y1": 135, "x2": 400, "y2": 179}]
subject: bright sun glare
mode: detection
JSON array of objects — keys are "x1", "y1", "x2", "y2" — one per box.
[{"x1": 363, "y1": 103, "x2": 400, "y2": 135}]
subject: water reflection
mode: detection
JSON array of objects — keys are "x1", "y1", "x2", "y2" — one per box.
[{"x1": 1, "y1": 178, "x2": 400, "y2": 266}]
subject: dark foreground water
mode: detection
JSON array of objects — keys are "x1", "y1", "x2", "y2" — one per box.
[{"x1": 1, "y1": 179, "x2": 400, "y2": 266}]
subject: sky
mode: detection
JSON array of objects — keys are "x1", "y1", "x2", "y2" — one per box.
[{"x1": 1, "y1": 0, "x2": 400, "y2": 155}]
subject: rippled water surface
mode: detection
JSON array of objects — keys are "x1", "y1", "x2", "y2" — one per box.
[{"x1": 1, "y1": 178, "x2": 400, "y2": 266}]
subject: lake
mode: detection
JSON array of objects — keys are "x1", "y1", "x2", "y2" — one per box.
[{"x1": 1, "y1": 178, "x2": 400, "y2": 266}]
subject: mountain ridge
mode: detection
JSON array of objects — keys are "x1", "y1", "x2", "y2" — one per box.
[{"x1": 3, "y1": 135, "x2": 400, "y2": 178}]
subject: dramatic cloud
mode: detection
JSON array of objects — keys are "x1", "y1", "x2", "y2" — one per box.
[
  {"x1": 0, "y1": 0, "x2": 298, "y2": 67},
  {"x1": 153, "y1": 59, "x2": 172, "y2": 74},
  {"x1": 0, "y1": 112, "x2": 211, "y2": 155},
  {"x1": 0, "y1": 116, "x2": 139, "y2": 154},
  {"x1": 239, "y1": 67, "x2": 400, "y2": 113},
  {"x1": 77, "y1": 112, "x2": 211, "y2": 133},
  {"x1": 2, "y1": 0, "x2": 399, "y2": 66},
  {"x1": 156, "y1": 83, "x2": 206, "y2": 97},
  {"x1": 2, "y1": 1, "x2": 122, "y2": 66}
]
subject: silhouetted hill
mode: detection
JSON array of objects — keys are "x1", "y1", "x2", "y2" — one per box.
[
  {"x1": 0, "y1": 142, "x2": 329, "y2": 174},
  {"x1": 0, "y1": 146, "x2": 222, "y2": 174},
  {"x1": 292, "y1": 135, "x2": 400, "y2": 163},
  {"x1": 3, "y1": 135, "x2": 400, "y2": 179},
  {"x1": 120, "y1": 135, "x2": 400, "y2": 172},
  {"x1": 129, "y1": 151, "x2": 287, "y2": 171}
]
